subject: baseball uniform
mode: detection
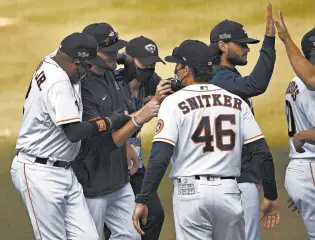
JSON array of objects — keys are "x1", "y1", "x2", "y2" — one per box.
[
  {"x1": 284, "y1": 76, "x2": 315, "y2": 239},
  {"x1": 10, "y1": 52, "x2": 98, "y2": 240},
  {"x1": 137, "y1": 83, "x2": 264, "y2": 240}
]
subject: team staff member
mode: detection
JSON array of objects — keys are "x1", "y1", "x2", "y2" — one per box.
[
  {"x1": 208, "y1": 4, "x2": 279, "y2": 239},
  {"x1": 283, "y1": 28, "x2": 315, "y2": 239},
  {"x1": 105, "y1": 37, "x2": 168, "y2": 240},
  {"x1": 72, "y1": 23, "x2": 166, "y2": 240},
  {"x1": 275, "y1": 11, "x2": 315, "y2": 90},
  {"x1": 10, "y1": 32, "x2": 130, "y2": 240}
]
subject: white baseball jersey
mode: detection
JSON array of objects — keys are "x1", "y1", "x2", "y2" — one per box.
[
  {"x1": 16, "y1": 51, "x2": 83, "y2": 161},
  {"x1": 285, "y1": 76, "x2": 315, "y2": 159},
  {"x1": 153, "y1": 84, "x2": 263, "y2": 179}
]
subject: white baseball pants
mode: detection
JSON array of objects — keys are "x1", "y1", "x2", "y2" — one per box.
[
  {"x1": 10, "y1": 153, "x2": 98, "y2": 240},
  {"x1": 172, "y1": 176, "x2": 245, "y2": 240},
  {"x1": 85, "y1": 182, "x2": 141, "y2": 240},
  {"x1": 285, "y1": 159, "x2": 315, "y2": 240},
  {"x1": 238, "y1": 182, "x2": 260, "y2": 240}
]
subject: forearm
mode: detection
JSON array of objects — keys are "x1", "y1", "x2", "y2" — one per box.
[
  {"x1": 247, "y1": 36, "x2": 275, "y2": 96},
  {"x1": 112, "y1": 117, "x2": 141, "y2": 147},
  {"x1": 62, "y1": 121, "x2": 97, "y2": 142},
  {"x1": 247, "y1": 138, "x2": 278, "y2": 200},
  {"x1": 135, "y1": 142, "x2": 173, "y2": 204},
  {"x1": 284, "y1": 38, "x2": 315, "y2": 90},
  {"x1": 296, "y1": 129, "x2": 315, "y2": 145}
]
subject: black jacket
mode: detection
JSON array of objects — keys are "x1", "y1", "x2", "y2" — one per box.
[{"x1": 72, "y1": 71, "x2": 129, "y2": 197}]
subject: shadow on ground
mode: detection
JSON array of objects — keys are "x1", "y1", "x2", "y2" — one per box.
[{"x1": 0, "y1": 138, "x2": 308, "y2": 239}]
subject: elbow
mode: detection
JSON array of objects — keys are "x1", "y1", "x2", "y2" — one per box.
[{"x1": 67, "y1": 135, "x2": 81, "y2": 143}]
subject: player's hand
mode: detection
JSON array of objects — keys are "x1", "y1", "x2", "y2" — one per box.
[
  {"x1": 153, "y1": 79, "x2": 173, "y2": 103},
  {"x1": 265, "y1": 3, "x2": 275, "y2": 37},
  {"x1": 136, "y1": 99, "x2": 160, "y2": 125},
  {"x1": 260, "y1": 198, "x2": 280, "y2": 230},
  {"x1": 287, "y1": 197, "x2": 300, "y2": 213},
  {"x1": 274, "y1": 10, "x2": 292, "y2": 43},
  {"x1": 126, "y1": 143, "x2": 140, "y2": 176},
  {"x1": 108, "y1": 109, "x2": 131, "y2": 130},
  {"x1": 117, "y1": 52, "x2": 133, "y2": 65},
  {"x1": 293, "y1": 133, "x2": 306, "y2": 153},
  {"x1": 132, "y1": 203, "x2": 149, "y2": 235}
]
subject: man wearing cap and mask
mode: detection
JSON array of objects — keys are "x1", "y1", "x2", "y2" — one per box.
[
  {"x1": 72, "y1": 23, "x2": 165, "y2": 240},
  {"x1": 10, "y1": 32, "x2": 135, "y2": 240},
  {"x1": 282, "y1": 28, "x2": 315, "y2": 239},
  {"x1": 132, "y1": 39, "x2": 274, "y2": 240},
  {"x1": 208, "y1": 4, "x2": 279, "y2": 240},
  {"x1": 102, "y1": 36, "x2": 172, "y2": 240}
]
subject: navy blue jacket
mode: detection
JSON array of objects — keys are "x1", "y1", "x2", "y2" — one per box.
[{"x1": 211, "y1": 36, "x2": 276, "y2": 184}]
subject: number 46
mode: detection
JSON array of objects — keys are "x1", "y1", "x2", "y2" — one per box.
[{"x1": 191, "y1": 115, "x2": 236, "y2": 152}]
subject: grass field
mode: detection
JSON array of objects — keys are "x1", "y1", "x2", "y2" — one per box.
[{"x1": 0, "y1": 0, "x2": 314, "y2": 239}]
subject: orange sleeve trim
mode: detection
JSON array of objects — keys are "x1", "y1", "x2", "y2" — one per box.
[
  {"x1": 153, "y1": 137, "x2": 176, "y2": 145},
  {"x1": 24, "y1": 164, "x2": 43, "y2": 240},
  {"x1": 244, "y1": 134, "x2": 264, "y2": 143},
  {"x1": 181, "y1": 88, "x2": 222, "y2": 92},
  {"x1": 56, "y1": 117, "x2": 80, "y2": 124}
]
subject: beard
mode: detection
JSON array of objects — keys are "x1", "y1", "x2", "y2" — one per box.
[{"x1": 227, "y1": 51, "x2": 248, "y2": 66}]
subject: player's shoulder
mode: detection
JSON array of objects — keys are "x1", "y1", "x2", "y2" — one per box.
[
  {"x1": 41, "y1": 52, "x2": 69, "y2": 82},
  {"x1": 287, "y1": 76, "x2": 314, "y2": 102}
]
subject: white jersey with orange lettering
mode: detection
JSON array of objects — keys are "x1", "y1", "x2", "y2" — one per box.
[
  {"x1": 285, "y1": 76, "x2": 315, "y2": 159},
  {"x1": 16, "y1": 51, "x2": 83, "y2": 161},
  {"x1": 11, "y1": 52, "x2": 98, "y2": 240},
  {"x1": 153, "y1": 83, "x2": 263, "y2": 240},
  {"x1": 153, "y1": 84, "x2": 263, "y2": 179},
  {"x1": 284, "y1": 76, "x2": 315, "y2": 240}
]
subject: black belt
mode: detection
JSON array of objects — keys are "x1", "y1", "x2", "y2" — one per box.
[
  {"x1": 16, "y1": 152, "x2": 71, "y2": 169},
  {"x1": 195, "y1": 175, "x2": 235, "y2": 180},
  {"x1": 35, "y1": 157, "x2": 72, "y2": 169}
]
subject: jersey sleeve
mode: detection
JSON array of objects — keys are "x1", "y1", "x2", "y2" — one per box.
[
  {"x1": 242, "y1": 101, "x2": 264, "y2": 144},
  {"x1": 299, "y1": 90, "x2": 315, "y2": 126},
  {"x1": 46, "y1": 81, "x2": 81, "y2": 126},
  {"x1": 152, "y1": 97, "x2": 179, "y2": 146}
]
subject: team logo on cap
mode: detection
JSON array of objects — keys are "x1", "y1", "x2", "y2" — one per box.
[
  {"x1": 242, "y1": 27, "x2": 247, "y2": 35},
  {"x1": 145, "y1": 44, "x2": 156, "y2": 54},
  {"x1": 108, "y1": 30, "x2": 115, "y2": 37},
  {"x1": 219, "y1": 33, "x2": 231, "y2": 40},
  {"x1": 78, "y1": 52, "x2": 89, "y2": 58}
]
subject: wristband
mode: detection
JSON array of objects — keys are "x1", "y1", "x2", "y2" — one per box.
[{"x1": 131, "y1": 116, "x2": 141, "y2": 129}]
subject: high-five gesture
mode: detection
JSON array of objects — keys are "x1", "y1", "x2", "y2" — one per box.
[
  {"x1": 265, "y1": 3, "x2": 275, "y2": 37},
  {"x1": 274, "y1": 11, "x2": 291, "y2": 43}
]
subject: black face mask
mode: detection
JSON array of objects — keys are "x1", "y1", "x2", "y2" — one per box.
[{"x1": 135, "y1": 67, "x2": 155, "y2": 84}]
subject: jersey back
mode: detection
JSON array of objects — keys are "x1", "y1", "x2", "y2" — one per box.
[
  {"x1": 16, "y1": 52, "x2": 83, "y2": 161},
  {"x1": 153, "y1": 84, "x2": 263, "y2": 179},
  {"x1": 285, "y1": 76, "x2": 315, "y2": 159}
]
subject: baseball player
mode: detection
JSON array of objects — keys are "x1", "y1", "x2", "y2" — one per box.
[
  {"x1": 132, "y1": 40, "x2": 276, "y2": 240},
  {"x1": 275, "y1": 11, "x2": 315, "y2": 90},
  {"x1": 207, "y1": 4, "x2": 280, "y2": 239},
  {"x1": 10, "y1": 32, "x2": 131, "y2": 240},
  {"x1": 283, "y1": 28, "x2": 315, "y2": 239}
]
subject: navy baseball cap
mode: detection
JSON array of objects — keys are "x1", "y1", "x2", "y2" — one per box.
[
  {"x1": 210, "y1": 20, "x2": 260, "y2": 44},
  {"x1": 301, "y1": 28, "x2": 315, "y2": 55},
  {"x1": 59, "y1": 32, "x2": 107, "y2": 68},
  {"x1": 165, "y1": 40, "x2": 212, "y2": 68},
  {"x1": 126, "y1": 36, "x2": 165, "y2": 66},
  {"x1": 82, "y1": 23, "x2": 128, "y2": 52}
]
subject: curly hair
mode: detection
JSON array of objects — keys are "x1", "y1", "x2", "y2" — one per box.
[
  {"x1": 190, "y1": 65, "x2": 216, "y2": 83},
  {"x1": 209, "y1": 42, "x2": 222, "y2": 65}
]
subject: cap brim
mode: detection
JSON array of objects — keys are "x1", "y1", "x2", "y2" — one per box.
[
  {"x1": 85, "y1": 55, "x2": 107, "y2": 68},
  {"x1": 233, "y1": 38, "x2": 260, "y2": 44},
  {"x1": 164, "y1": 55, "x2": 181, "y2": 63},
  {"x1": 99, "y1": 39, "x2": 128, "y2": 52},
  {"x1": 309, "y1": 36, "x2": 315, "y2": 41},
  {"x1": 138, "y1": 55, "x2": 166, "y2": 65}
]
